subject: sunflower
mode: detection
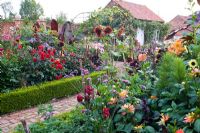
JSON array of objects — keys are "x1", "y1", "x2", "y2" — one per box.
[
  {"x1": 188, "y1": 59, "x2": 198, "y2": 69},
  {"x1": 94, "y1": 25, "x2": 103, "y2": 37},
  {"x1": 104, "y1": 26, "x2": 113, "y2": 35}
]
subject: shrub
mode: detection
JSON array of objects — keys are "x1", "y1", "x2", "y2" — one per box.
[
  {"x1": 157, "y1": 53, "x2": 186, "y2": 89},
  {"x1": 0, "y1": 71, "x2": 105, "y2": 114}
]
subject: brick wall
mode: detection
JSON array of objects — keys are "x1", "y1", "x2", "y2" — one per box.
[{"x1": 0, "y1": 19, "x2": 46, "y2": 38}]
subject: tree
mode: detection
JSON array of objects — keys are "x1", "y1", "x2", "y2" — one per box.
[
  {"x1": 56, "y1": 12, "x2": 67, "y2": 24},
  {"x1": 0, "y1": 1, "x2": 13, "y2": 19},
  {"x1": 19, "y1": 0, "x2": 44, "y2": 21}
]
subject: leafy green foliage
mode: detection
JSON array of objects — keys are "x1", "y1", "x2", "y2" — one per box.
[
  {"x1": 19, "y1": 0, "x2": 44, "y2": 21},
  {"x1": 157, "y1": 53, "x2": 186, "y2": 89},
  {"x1": 77, "y1": 6, "x2": 169, "y2": 43}
]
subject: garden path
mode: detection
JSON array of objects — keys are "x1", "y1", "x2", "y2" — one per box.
[{"x1": 0, "y1": 95, "x2": 78, "y2": 133}]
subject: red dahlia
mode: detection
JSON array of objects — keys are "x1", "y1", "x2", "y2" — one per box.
[
  {"x1": 77, "y1": 94, "x2": 84, "y2": 102},
  {"x1": 56, "y1": 64, "x2": 63, "y2": 70},
  {"x1": 85, "y1": 85, "x2": 94, "y2": 95},
  {"x1": 103, "y1": 108, "x2": 110, "y2": 119},
  {"x1": 33, "y1": 57, "x2": 37, "y2": 62}
]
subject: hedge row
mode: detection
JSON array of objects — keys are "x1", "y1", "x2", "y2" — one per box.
[{"x1": 0, "y1": 71, "x2": 106, "y2": 114}]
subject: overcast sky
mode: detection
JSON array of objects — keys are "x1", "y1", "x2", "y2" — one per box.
[{"x1": 0, "y1": 0, "x2": 199, "y2": 22}]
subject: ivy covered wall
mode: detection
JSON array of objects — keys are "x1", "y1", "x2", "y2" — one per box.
[{"x1": 76, "y1": 6, "x2": 169, "y2": 44}]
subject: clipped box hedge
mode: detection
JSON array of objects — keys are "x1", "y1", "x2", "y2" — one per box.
[{"x1": 0, "y1": 71, "x2": 105, "y2": 114}]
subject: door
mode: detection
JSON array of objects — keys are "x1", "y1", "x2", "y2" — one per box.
[{"x1": 136, "y1": 28, "x2": 144, "y2": 45}]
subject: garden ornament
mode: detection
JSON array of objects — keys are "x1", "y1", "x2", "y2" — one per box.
[{"x1": 59, "y1": 21, "x2": 75, "y2": 44}]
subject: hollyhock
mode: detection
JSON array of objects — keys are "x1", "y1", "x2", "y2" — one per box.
[
  {"x1": 103, "y1": 108, "x2": 110, "y2": 119},
  {"x1": 77, "y1": 94, "x2": 84, "y2": 102}
]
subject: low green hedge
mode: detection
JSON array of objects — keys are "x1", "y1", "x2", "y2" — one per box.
[{"x1": 0, "y1": 71, "x2": 105, "y2": 114}]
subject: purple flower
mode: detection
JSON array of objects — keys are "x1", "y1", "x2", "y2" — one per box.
[
  {"x1": 121, "y1": 79, "x2": 130, "y2": 85},
  {"x1": 81, "y1": 68, "x2": 89, "y2": 75}
]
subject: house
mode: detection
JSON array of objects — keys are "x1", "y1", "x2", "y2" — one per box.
[
  {"x1": 166, "y1": 11, "x2": 200, "y2": 40},
  {"x1": 106, "y1": 0, "x2": 164, "y2": 45},
  {"x1": 167, "y1": 15, "x2": 190, "y2": 40}
]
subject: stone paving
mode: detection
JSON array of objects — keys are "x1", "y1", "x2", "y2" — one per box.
[{"x1": 0, "y1": 95, "x2": 78, "y2": 133}]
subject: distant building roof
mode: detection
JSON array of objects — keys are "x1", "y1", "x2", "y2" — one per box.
[
  {"x1": 169, "y1": 15, "x2": 189, "y2": 31},
  {"x1": 107, "y1": 0, "x2": 164, "y2": 22}
]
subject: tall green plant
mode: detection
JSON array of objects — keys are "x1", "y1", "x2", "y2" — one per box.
[{"x1": 157, "y1": 53, "x2": 186, "y2": 89}]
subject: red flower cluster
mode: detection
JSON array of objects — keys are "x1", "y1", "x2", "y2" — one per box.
[
  {"x1": 85, "y1": 85, "x2": 94, "y2": 95},
  {"x1": 77, "y1": 94, "x2": 84, "y2": 102},
  {"x1": 103, "y1": 108, "x2": 110, "y2": 119},
  {"x1": 56, "y1": 74, "x2": 63, "y2": 80},
  {"x1": 31, "y1": 45, "x2": 56, "y2": 62},
  {"x1": 52, "y1": 59, "x2": 64, "y2": 70}
]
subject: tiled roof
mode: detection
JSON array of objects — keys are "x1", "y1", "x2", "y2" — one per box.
[
  {"x1": 169, "y1": 15, "x2": 189, "y2": 31},
  {"x1": 110, "y1": 0, "x2": 164, "y2": 22}
]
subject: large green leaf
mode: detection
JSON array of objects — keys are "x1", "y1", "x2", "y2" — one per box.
[
  {"x1": 144, "y1": 126, "x2": 156, "y2": 133},
  {"x1": 194, "y1": 119, "x2": 200, "y2": 132}
]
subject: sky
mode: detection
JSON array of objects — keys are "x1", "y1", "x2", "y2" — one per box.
[{"x1": 0, "y1": 0, "x2": 199, "y2": 22}]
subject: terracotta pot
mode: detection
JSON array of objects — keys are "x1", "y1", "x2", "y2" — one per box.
[{"x1": 198, "y1": 0, "x2": 200, "y2": 5}]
